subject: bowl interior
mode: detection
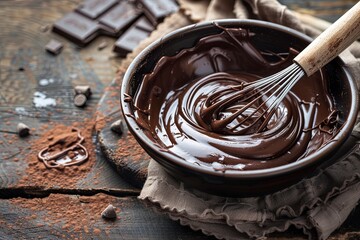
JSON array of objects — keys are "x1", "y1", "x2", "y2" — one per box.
[{"x1": 121, "y1": 19, "x2": 358, "y2": 179}]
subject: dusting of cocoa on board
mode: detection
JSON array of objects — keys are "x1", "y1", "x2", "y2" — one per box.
[
  {"x1": 10, "y1": 193, "x2": 121, "y2": 237},
  {"x1": 17, "y1": 119, "x2": 96, "y2": 188},
  {"x1": 115, "y1": 133, "x2": 148, "y2": 162}
]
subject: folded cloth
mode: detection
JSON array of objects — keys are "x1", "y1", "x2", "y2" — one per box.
[
  {"x1": 138, "y1": 1, "x2": 360, "y2": 239},
  {"x1": 140, "y1": 141, "x2": 360, "y2": 240}
]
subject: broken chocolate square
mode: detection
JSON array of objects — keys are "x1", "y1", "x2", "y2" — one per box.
[
  {"x1": 76, "y1": 0, "x2": 118, "y2": 19},
  {"x1": 135, "y1": 16, "x2": 155, "y2": 32},
  {"x1": 138, "y1": 0, "x2": 179, "y2": 26},
  {"x1": 53, "y1": 12, "x2": 100, "y2": 46},
  {"x1": 113, "y1": 25, "x2": 150, "y2": 57},
  {"x1": 99, "y1": 1, "x2": 142, "y2": 35}
]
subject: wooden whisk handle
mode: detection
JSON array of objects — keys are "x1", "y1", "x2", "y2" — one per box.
[{"x1": 294, "y1": 1, "x2": 360, "y2": 76}]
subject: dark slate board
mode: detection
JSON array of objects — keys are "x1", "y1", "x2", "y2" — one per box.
[{"x1": 96, "y1": 73, "x2": 151, "y2": 189}]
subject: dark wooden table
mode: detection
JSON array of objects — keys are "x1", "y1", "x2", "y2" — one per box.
[{"x1": 0, "y1": 1, "x2": 358, "y2": 239}]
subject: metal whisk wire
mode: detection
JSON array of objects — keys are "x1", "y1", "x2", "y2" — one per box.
[
  {"x1": 207, "y1": 1, "x2": 360, "y2": 134},
  {"x1": 208, "y1": 64, "x2": 304, "y2": 134}
]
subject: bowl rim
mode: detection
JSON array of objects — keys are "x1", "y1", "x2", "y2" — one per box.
[{"x1": 121, "y1": 19, "x2": 359, "y2": 179}]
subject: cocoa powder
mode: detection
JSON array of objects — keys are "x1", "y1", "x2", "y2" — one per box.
[
  {"x1": 10, "y1": 193, "x2": 121, "y2": 237},
  {"x1": 115, "y1": 133, "x2": 148, "y2": 162},
  {"x1": 95, "y1": 113, "x2": 107, "y2": 132},
  {"x1": 17, "y1": 119, "x2": 97, "y2": 188}
]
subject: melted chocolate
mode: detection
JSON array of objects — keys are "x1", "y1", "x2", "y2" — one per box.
[{"x1": 131, "y1": 26, "x2": 340, "y2": 171}]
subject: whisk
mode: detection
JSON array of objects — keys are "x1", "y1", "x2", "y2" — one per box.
[{"x1": 205, "y1": 2, "x2": 360, "y2": 134}]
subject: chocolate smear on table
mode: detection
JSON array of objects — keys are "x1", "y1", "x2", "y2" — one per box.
[
  {"x1": 38, "y1": 127, "x2": 89, "y2": 168},
  {"x1": 17, "y1": 121, "x2": 97, "y2": 189}
]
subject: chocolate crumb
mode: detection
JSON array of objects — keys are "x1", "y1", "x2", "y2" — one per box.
[
  {"x1": 17, "y1": 123, "x2": 30, "y2": 137},
  {"x1": 110, "y1": 120, "x2": 124, "y2": 135},
  {"x1": 97, "y1": 41, "x2": 108, "y2": 50},
  {"x1": 93, "y1": 228, "x2": 101, "y2": 235},
  {"x1": 40, "y1": 24, "x2": 50, "y2": 32},
  {"x1": 74, "y1": 94, "x2": 88, "y2": 107},
  {"x1": 101, "y1": 204, "x2": 117, "y2": 219},
  {"x1": 45, "y1": 39, "x2": 64, "y2": 55},
  {"x1": 74, "y1": 85, "x2": 92, "y2": 98}
]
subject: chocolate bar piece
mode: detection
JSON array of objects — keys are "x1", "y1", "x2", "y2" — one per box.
[
  {"x1": 135, "y1": 16, "x2": 154, "y2": 32},
  {"x1": 53, "y1": 12, "x2": 100, "y2": 46},
  {"x1": 52, "y1": 0, "x2": 177, "y2": 50},
  {"x1": 113, "y1": 16, "x2": 154, "y2": 56},
  {"x1": 139, "y1": 0, "x2": 179, "y2": 25},
  {"x1": 99, "y1": 1, "x2": 142, "y2": 35},
  {"x1": 76, "y1": 0, "x2": 118, "y2": 19},
  {"x1": 113, "y1": 25, "x2": 150, "y2": 57}
]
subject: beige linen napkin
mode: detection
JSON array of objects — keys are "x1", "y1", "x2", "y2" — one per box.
[{"x1": 136, "y1": 1, "x2": 360, "y2": 239}]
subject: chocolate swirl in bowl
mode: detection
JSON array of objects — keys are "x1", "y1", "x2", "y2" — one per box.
[{"x1": 131, "y1": 26, "x2": 340, "y2": 171}]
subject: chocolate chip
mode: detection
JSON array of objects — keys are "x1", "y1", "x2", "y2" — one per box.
[
  {"x1": 74, "y1": 85, "x2": 92, "y2": 98},
  {"x1": 45, "y1": 39, "x2": 64, "y2": 55},
  {"x1": 17, "y1": 123, "x2": 30, "y2": 137},
  {"x1": 101, "y1": 204, "x2": 117, "y2": 219},
  {"x1": 110, "y1": 120, "x2": 124, "y2": 135},
  {"x1": 74, "y1": 94, "x2": 87, "y2": 107}
]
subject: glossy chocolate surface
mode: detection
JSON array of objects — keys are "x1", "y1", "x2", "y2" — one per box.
[
  {"x1": 121, "y1": 20, "x2": 357, "y2": 196},
  {"x1": 131, "y1": 26, "x2": 340, "y2": 171}
]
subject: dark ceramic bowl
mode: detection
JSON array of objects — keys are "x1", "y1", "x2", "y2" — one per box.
[{"x1": 121, "y1": 19, "x2": 358, "y2": 197}]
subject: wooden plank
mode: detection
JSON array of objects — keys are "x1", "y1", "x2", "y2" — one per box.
[
  {"x1": 0, "y1": 193, "x2": 359, "y2": 239},
  {"x1": 0, "y1": 194, "x2": 211, "y2": 240},
  {"x1": 0, "y1": 0, "x2": 135, "y2": 193}
]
